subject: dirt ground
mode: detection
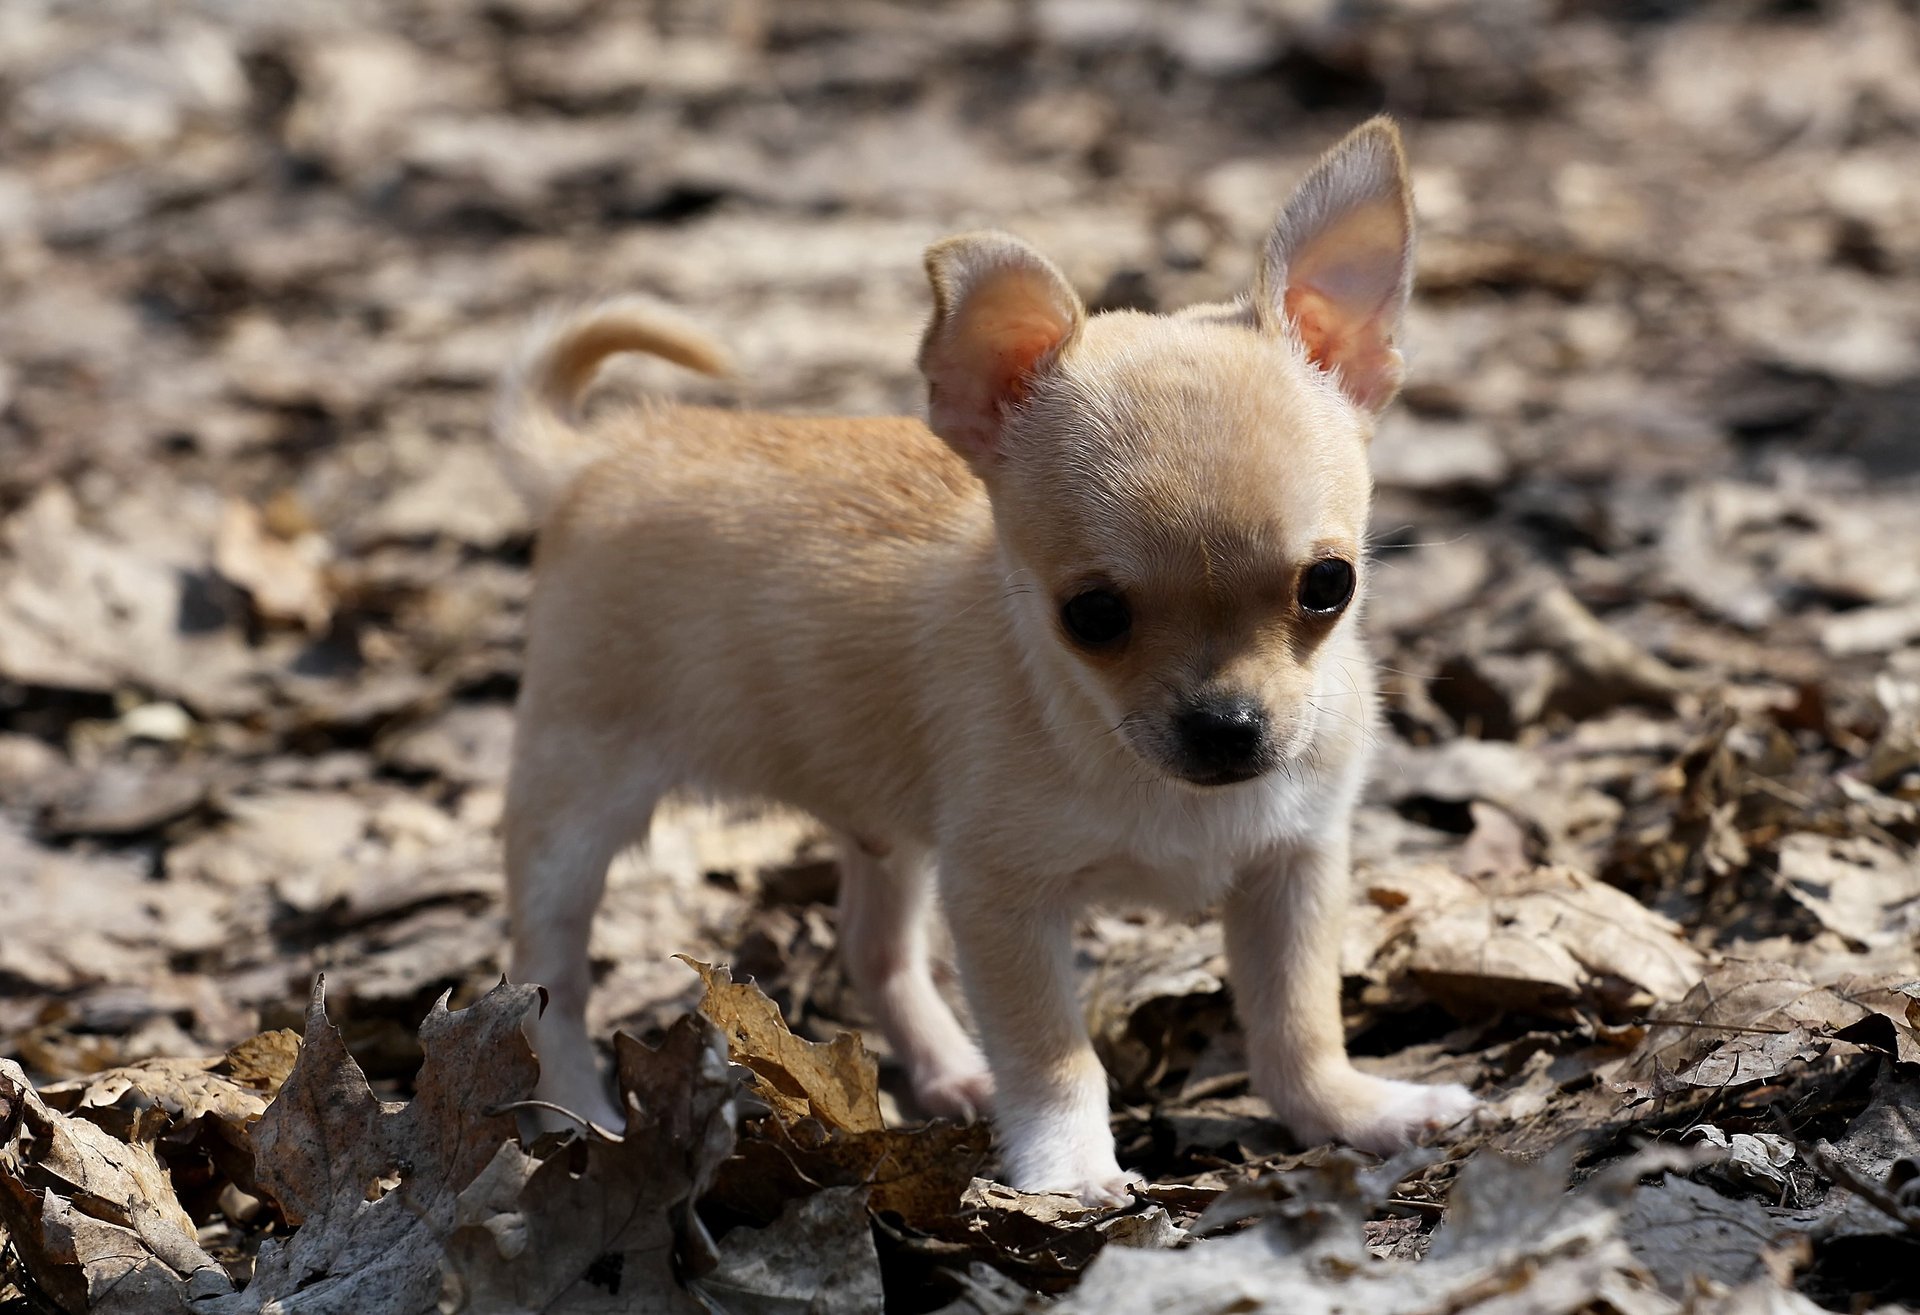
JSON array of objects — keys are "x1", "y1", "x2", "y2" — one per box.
[{"x1": 2, "y1": 0, "x2": 1919, "y2": 1311}]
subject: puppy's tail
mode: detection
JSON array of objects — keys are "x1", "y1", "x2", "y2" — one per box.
[{"x1": 495, "y1": 298, "x2": 734, "y2": 519}]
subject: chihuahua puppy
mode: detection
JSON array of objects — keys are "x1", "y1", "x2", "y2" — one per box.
[{"x1": 501, "y1": 117, "x2": 1475, "y2": 1204}]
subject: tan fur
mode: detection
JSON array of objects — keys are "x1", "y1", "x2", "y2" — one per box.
[{"x1": 501, "y1": 117, "x2": 1476, "y2": 1203}]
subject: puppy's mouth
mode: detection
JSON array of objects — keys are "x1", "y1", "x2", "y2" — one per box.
[{"x1": 1172, "y1": 763, "x2": 1267, "y2": 788}]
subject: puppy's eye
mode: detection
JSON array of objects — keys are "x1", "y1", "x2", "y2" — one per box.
[
  {"x1": 1297, "y1": 559, "x2": 1356, "y2": 615},
  {"x1": 1060, "y1": 589, "x2": 1131, "y2": 647}
]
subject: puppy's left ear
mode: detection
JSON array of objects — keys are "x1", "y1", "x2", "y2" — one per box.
[
  {"x1": 919, "y1": 231, "x2": 1086, "y2": 471},
  {"x1": 1256, "y1": 117, "x2": 1414, "y2": 415}
]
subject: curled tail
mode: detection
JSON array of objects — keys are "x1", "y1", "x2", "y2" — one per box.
[{"x1": 495, "y1": 298, "x2": 733, "y2": 519}]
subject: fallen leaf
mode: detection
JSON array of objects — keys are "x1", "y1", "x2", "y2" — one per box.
[
  {"x1": 690, "y1": 1185, "x2": 885, "y2": 1314},
  {"x1": 1620, "y1": 1175, "x2": 1811, "y2": 1293},
  {"x1": 685, "y1": 958, "x2": 882, "y2": 1134},
  {"x1": 0, "y1": 1058, "x2": 234, "y2": 1311},
  {"x1": 233, "y1": 976, "x2": 538, "y2": 1311},
  {"x1": 1360, "y1": 864, "x2": 1707, "y2": 1019},
  {"x1": 1775, "y1": 833, "x2": 1920, "y2": 951},
  {"x1": 1627, "y1": 962, "x2": 1920, "y2": 1099},
  {"x1": 1055, "y1": 1147, "x2": 1681, "y2": 1314},
  {"x1": 214, "y1": 498, "x2": 333, "y2": 634},
  {"x1": 691, "y1": 964, "x2": 991, "y2": 1233},
  {"x1": 441, "y1": 1013, "x2": 739, "y2": 1314},
  {"x1": 1085, "y1": 918, "x2": 1227, "y2": 1098},
  {"x1": 1685, "y1": 1126, "x2": 1799, "y2": 1197}
]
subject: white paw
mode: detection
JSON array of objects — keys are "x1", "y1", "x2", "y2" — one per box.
[
  {"x1": 1001, "y1": 1135, "x2": 1141, "y2": 1207},
  {"x1": 1328, "y1": 1078, "x2": 1479, "y2": 1156},
  {"x1": 1068, "y1": 1168, "x2": 1144, "y2": 1209},
  {"x1": 1017, "y1": 1164, "x2": 1143, "y2": 1209},
  {"x1": 913, "y1": 1065, "x2": 996, "y2": 1122}
]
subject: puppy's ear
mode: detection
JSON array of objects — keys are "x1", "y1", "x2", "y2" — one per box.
[
  {"x1": 919, "y1": 231, "x2": 1085, "y2": 469},
  {"x1": 1256, "y1": 117, "x2": 1414, "y2": 415}
]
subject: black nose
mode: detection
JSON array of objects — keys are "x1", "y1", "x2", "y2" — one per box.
[{"x1": 1173, "y1": 696, "x2": 1270, "y2": 783}]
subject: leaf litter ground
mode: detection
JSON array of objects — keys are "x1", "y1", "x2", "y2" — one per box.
[{"x1": 2, "y1": 0, "x2": 1919, "y2": 1311}]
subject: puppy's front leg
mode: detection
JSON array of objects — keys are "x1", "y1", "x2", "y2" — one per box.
[
  {"x1": 945, "y1": 878, "x2": 1131, "y2": 1205},
  {"x1": 1227, "y1": 834, "x2": 1476, "y2": 1154}
]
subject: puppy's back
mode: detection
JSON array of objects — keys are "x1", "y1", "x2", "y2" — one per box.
[{"x1": 501, "y1": 307, "x2": 1000, "y2": 841}]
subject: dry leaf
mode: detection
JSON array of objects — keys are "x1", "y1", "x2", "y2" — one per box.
[
  {"x1": 0, "y1": 1058, "x2": 233, "y2": 1312},
  {"x1": 1360, "y1": 864, "x2": 1706, "y2": 1019},
  {"x1": 1628, "y1": 961, "x2": 1920, "y2": 1098},
  {"x1": 685, "y1": 958, "x2": 883, "y2": 1134},
  {"x1": 231, "y1": 976, "x2": 539, "y2": 1311},
  {"x1": 441, "y1": 1014, "x2": 738, "y2": 1314},
  {"x1": 690, "y1": 1186, "x2": 884, "y2": 1315},
  {"x1": 1054, "y1": 1148, "x2": 1680, "y2": 1314},
  {"x1": 688, "y1": 961, "x2": 990, "y2": 1232},
  {"x1": 1775, "y1": 833, "x2": 1920, "y2": 950},
  {"x1": 214, "y1": 498, "x2": 333, "y2": 634}
]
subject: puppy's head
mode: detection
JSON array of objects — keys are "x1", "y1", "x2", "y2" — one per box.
[{"x1": 918, "y1": 118, "x2": 1413, "y2": 787}]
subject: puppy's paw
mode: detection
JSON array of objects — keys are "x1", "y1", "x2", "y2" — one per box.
[
  {"x1": 914, "y1": 1065, "x2": 996, "y2": 1122},
  {"x1": 1011, "y1": 1162, "x2": 1143, "y2": 1209},
  {"x1": 1313, "y1": 1077, "x2": 1479, "y2": 1156},
  {"x1": 1002, "y1": 1137, "x2": 1141, "y2": 1208},
  {"x1": 1068, "y1": 1168, "x2": 1145, "y2": 1210}
]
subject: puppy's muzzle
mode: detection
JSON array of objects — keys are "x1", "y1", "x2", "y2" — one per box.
[{"x1": 1171, "y1": 694, "x2": 1272, "y2": 786}]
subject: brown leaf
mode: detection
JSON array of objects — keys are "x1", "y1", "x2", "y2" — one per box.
[
  {"x1": 214, "y1": 498, "x2": 333, "y2": 633},
  {"x1": 1627, "y1": 961, "x2": 1920, "y2": 1098},
  {"x1": 34, "y1": 1030, "x2": 302, "y2": 1206},
  {"x1": 1085, "y1": 918, "x2": 1227, "y2": 1099},
  {"x1": 0, "y1": 1059, "x2": 234, "y2": 1312},
  {"x1": 690, "y1": 1186, "x2": 884, "y2": 1314},
  {"x1": 222, "y1": 1030, "x2": 302, "y2": 1091},
  {"x1": 1775, "y1": 833, "x2": 1920, "y2": 950},
  {"x1": 686, "y1": 960, "x2": 989, "y2": 1233},
  {"x1": 235, "y1": 975, "x2": 539, "y2": 1310},
  {"x1": 711, "y1": 1117, "x2": 990, "y2": 1235},
  {"x1": 685, "y1": 957, "x2": 883, "y2": 1134},
  {"x1": 40, "y1": 1059, "x2": 266, "y2": 1146},
  {"x1": 442, "y1": 1013, "x2": 738, "y2": 1314},
  {"x1": 1359, "y1": 864, "x2": 1707, "y2": 1019}
]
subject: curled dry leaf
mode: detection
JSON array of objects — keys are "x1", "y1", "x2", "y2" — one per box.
[
  {"x1": 38, "y1": 1030, "x2": 299, "y2": 1145},
  {"x1": 951, "y1": 1179, "x2": 1184, "y2": 1293},
  {"x1": 0, "y1": 1058, "x2": 233, "y2": 1312},
  {"x1": 687, "y1": 958, "x2": 991, "y2": 1232},
  {"x1": 1357, "y1": 864, "x2": 1707, "y2": 1019},
  {"x1": 1627, "y1": 961, "x2": 1920, "y2": 1099},
  {"x1": 1685, "y1": 1126, "x2": 1798, "y2": 1196},
  {"x1": 682, "y1": 957, "x2": 882, "y2": 1134}
]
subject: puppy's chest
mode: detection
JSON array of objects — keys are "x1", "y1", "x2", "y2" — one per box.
[{"x1": 1057, "y1": 773, "x2": 1341, "y2": 910}]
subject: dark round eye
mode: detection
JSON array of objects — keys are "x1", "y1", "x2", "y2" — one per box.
[
  {"x1": 1298, "y1": 559, "x2": 1356, "y2": 614},
  {"x1": 1060, "y1": 589, "x2": 1131, "y2": 647}
]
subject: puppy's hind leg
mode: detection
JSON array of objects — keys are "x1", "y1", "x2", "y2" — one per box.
[
  {"x1": 506, "y1": 725, "x2": 665, "y2": 1135},
  {"x1": 835, "y1": 838, "x2": 993, "y2": 1121}
]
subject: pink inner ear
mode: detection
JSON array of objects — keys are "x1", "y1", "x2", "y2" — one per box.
[
  {"x1": 1284, "y1": 284, "x2": 1399, "y2": 412},
  {"x1": 989, "y1": 323, "x2": 1064, "y2": 405}
]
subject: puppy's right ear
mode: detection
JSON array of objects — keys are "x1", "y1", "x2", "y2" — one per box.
[
  {"x1": 1256, "y1": 117, "x2": 1414, "y2": 416},
  {"x1": 919, "y1": 232, "x2": 1085, "y2": 470}
]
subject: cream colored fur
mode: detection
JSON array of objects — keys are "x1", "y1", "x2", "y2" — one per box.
[{"x1": 500, "y1": 117, "x2": 1476, "y2": 1204}]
